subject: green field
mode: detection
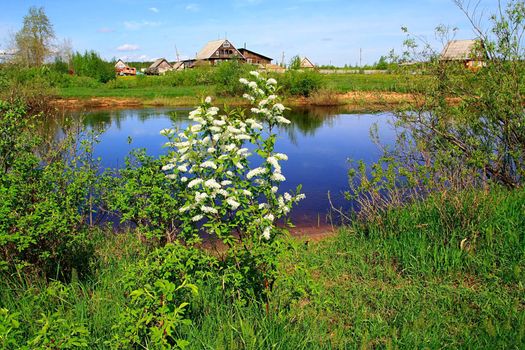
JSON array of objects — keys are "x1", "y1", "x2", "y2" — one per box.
[{"x1": 56, "y1": 73, "x2": 425, "y2": 101}]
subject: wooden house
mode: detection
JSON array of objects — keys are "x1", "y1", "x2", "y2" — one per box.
[
  {"x1": 440, "y1": 40, "x2": 484, "y2": 70},
  {"x1": 147, "y1": 58, "x2": 173, "y2": 75},
  {"x1": 114, "y1": 59, "x2": 136, "y2": 76},
  {"x1": 238, "y1": 48, "x2": 272, "y2": 65},
  {"x1": 300, "y1": 57, "x2": 315, "y2": 69},
  {"x1": 195, "y1": 39, "x2": 246, "y2": 65}
]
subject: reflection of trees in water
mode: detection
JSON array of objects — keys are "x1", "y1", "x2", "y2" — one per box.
[
  {"x1": 78, "y1": 108, "x2": 191, "y2": 132},
  {"x1": 278, "y1": 106, "x2": 346, "y2": 145}
]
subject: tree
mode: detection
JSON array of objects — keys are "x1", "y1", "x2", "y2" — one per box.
[
  {"x1": 14, "y1": 7, "x2": 55, "y2": 67},
  {"x1": 288, "y1": 55, "x2": 301, "y2": 70}
]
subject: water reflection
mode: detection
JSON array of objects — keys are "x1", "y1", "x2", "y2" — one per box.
[{"x1": 58, "y1": 106, "x2": 396, "y2": 225}]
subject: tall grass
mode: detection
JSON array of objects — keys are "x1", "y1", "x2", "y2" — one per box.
[{"x1": 1, "y1": 187, "x2": 523, "y2": 348}]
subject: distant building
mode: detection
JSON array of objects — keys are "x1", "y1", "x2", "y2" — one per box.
[
  {"x1": 440, "y1": 39, "x2": 484, "y2": 70},
  {"x1": 115, "y1": 59, "x2": 137, "y2": 76},
  {"x1": 300, "y1": 57, "x2": 316, "y2": 69},
  {"x1": 195, "y1": 39, "x2": 245, "y2": 65},
  {"x1": 238, "y1": 48, "x2": 272, "y2": 65},
  {"x1": 147, "y1": 58, "x2": 173, "y2": 75}
]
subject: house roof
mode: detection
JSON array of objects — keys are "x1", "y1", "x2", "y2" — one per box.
[
  {"x1": 441, "y1": 40, "x2": 481, "y2": 61},
  {"x1": 196, "y1": 39, "x2": 244, "y2": 60},
  {"x1": 300, "y1": 57, "x2": 315, "y2": 68},
  {"x1": 115, "y1": 59, "x2": 129, "y2": 68},
  {"x1": 238, "y1": 48, "x2": 273, "y2": 61},
  {"x1": 149, "y1": 58, "x2": 172, "y2": 69}
]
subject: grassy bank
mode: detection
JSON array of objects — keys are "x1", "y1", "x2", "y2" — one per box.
[{"x1": 2, "y1": 187, "x2": 523, "y2": 349}]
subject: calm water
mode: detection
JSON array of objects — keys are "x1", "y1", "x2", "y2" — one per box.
[{"x1": 67, "y1": 107, "x2": 397, "y2": 225}]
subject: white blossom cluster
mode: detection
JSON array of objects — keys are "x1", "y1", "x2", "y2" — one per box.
[{"x1": 160, "y1": 72, "x2": 304, "y2": 242}]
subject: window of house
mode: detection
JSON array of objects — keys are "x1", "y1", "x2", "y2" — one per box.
[{"x1": 223, "y1": 42, "x2": 230, "y2": 48}]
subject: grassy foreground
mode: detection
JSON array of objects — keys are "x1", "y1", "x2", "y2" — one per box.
[{"x1": 1, "y1": 187, "x2": 523, "y2": 349}]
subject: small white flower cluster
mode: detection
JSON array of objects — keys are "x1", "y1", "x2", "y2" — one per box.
[{"x1": 239, "y1": 72, "x2": 291, "y2": 126}]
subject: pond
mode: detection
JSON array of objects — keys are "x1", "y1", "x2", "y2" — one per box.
[{"x1": 64, "y1": 106, "x2": 397, "y2": 226}]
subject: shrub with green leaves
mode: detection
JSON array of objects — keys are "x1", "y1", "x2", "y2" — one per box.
[
  {"x1": 0, "y1": 100, "x2": 100, "y2": 279},
  {"x1": 280, "y1": 70, "x2": 323, "y2": 97}
]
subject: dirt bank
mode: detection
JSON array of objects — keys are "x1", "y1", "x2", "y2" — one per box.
[{"x1": 51, "y1": 91, "x2": 418, "y2": 111}]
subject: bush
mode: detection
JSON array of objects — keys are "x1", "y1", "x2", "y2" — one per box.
[
  {"x1": 71, "y1": 51, "x2": 115, "y2": 83},
  {"x1": 0, "y1": 101, "x2": 100, "y2": 280},
  {"x1": 280, "y1": 70, "x2": 323, "y2": 97},
  {"x1": 213, "y1": 59, "x2": 252, "y2": 96}
]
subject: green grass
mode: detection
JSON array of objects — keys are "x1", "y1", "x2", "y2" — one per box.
[
  {"x1": 1, "y1": 187, "x2": 523, "y2": 348},
  {"x1": 58, "y1": 85, "x2": 210, "y2": 99},
  {"x1": 322, "y1": 73, "x2": 428, "y2": 93}
]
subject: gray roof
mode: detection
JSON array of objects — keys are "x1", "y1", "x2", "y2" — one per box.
[
  {"x1": 441, "y1": 40, "x2": 480, "y2": 61},
  {"x1": 196, "y1": 39, "x2": 244, "y2": 60},
  {"x1": 300, "y1": 57, "x2": 315, "y2": 68}
]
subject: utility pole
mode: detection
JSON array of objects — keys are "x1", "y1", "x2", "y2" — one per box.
[
  {"x1": 175, "y1": 45, "x2": 180, "y2": 62},
  {"x1": 359, "y1": 48, "x2": 362, "y2": 67},
  {"x1": 281, "y1": 51, "x2": 285, "y2": 67}
]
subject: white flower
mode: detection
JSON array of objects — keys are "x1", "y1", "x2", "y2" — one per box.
[
  {"x1": 162, "y1": 163, "x2": 175, "y2": 171},
  {"x1": 248, "y1": 81, "x2": 258, "y2": 89},
  {"x1": 204, "y1": 179, "x2": 221, "y2": 189},
  {"x1": 243, "y1": 93, "x2": 255, "y2": 101},
  {"x1": 267, "y1": 94, "x2": 277, "y2": 100},
  {"x1": 262, "y1": 227, "x2": 271, "y2": 240},
  {"x1": 221, "y1": 180, "x2": 232, "y2": 186},
  {"x1": 213, "y1": 119, "x2": 226, "y2": 126},
  {"x1": 296, "y1": 194, "x2": 306, "y2": 200},
  {"x1": 224, "y1": 144, "x2": 237, "y2": 152},
  {"x1": 188, "y1": 178, "x2": 203, "y2": 188},
  {"x1": 250, "y1": 71, "x2": 260, "y2": 78},
  {"x1": 267, "y1": 78, "x2": 277, "y2": 85},
  {"x1": 207, "y1": 147, "x2": 216, "y2": 153},
  {"x1": 284, "y1": 192, "x2": 292, "y2": 201},
  {"x1": 267, "y1": 156, "x2": 281, "y2": 172},
  {"x1": 179, "y1": 205, "x2": 191, "y2": 213},
  {"x1": 205, "y1": 96, "x2": 212, "y2": 104},
  {"x1": 235, "y1": 162, "x2": 244, "y2": 169},
  {"x1": 195, "y1": 192, "x2": 208, "y2": 203},
  {"x1": 271, "y1": 186, "x2": 278, "y2": 193},
  {"x1": 247, "y1": 167, "x2": 267, "y2": 179},
  {"x1": 190, "y1": 124, "x2": 202, "y2": 132},
  {"x1": 251, "y1": 107, "x2": 260, "y2": 114},
  {"x1": 239, "y1": 78, "x2": 249, "y2": 85},
  {"x1": 235, "y1": 134, "x2": 251, "y2": 141},
  {"x1": 275, "y1": 116, "x2": 291, "y2": 124},
  {"x1": 181, "y1": 176, "x2": 188, "y2": 182},
  {"x1": 273, "y1": 103, "x2": 285, "y2": 112},
  {"x1": 271, "y1": 172, "x2": 286, "y2": 182},
  {"x1": 216, "y1": 189, "x2": 229, "y2": 197},
  {"x1": 259, "y1": 99, "x2": 269, "y2": 107},
  {"x1": 264, "y1": 213, "x2": 275, "y2": 222},
  {"x1": 274, "y1": 153, "x2": 288, "y2": 161},
  {"x1": 259, "y1": 203, "x2": 269, "y2": 209},
  {"x1": 166, "y1": 174, "x2": 177, "y2": 179},
  {"x1": 243, "y1": 190, "x2": 253, "y2": 197},
  {"x1": 226, "y1": 197, "x2": 240, "y2": 210},
  {"x1": 200, "y1": 160, "x2": 217, "y2": 169},
  {"x1": 201, "y1": 205, "x2": 218, "y2": 214},
  {"x1": 160, "y1": 128, "x2": 174, "y2": 136},
  {"x1": 192, "y1": 214, "x2": 204, "y2": 222},
  {"x1": 177, "y1": 164, "x2": 188, "y2": 172}
]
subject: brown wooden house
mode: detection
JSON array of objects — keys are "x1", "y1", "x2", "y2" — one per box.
[
  {"x1": 440, "y1": 39, "x2": 484, "y2": 70},
  {"x1": 300, "y1": 57, "x2": 315, "y2": 69},
  {"x1": 146, "y1": 58, "x2": 173, "y2": 75},
  {"x1": 115, "y1": 59, "x2": 137, "y2": 76},
  {"x1": 195, "y1": 39, "x2": 245, "y2": 65},
  {"x1": 238, "y1": 48, "x2": 272, "y2": 65}
]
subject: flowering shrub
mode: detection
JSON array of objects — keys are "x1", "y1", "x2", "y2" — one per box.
[{"x1": 161, "y1": 71, "x2": 304, "y2": 247}]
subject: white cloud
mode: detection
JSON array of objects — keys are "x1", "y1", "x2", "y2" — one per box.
[
  {"x1": 123, "y1": 20, "x2": 162, "y2": 30},
  {"x1": 149, "y1": 7, "x2": 159, "y2": 13},
  {"x1": 185, "y1": 3, "x2": 200, "y2": 12},
  {"x1": 117, "y1": 44, "x2": 140, "y2": 51}
]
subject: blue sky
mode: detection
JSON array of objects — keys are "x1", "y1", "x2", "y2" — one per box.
[{"x1": 0, "y1": 0, "x2": 500, "y2": 65}]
